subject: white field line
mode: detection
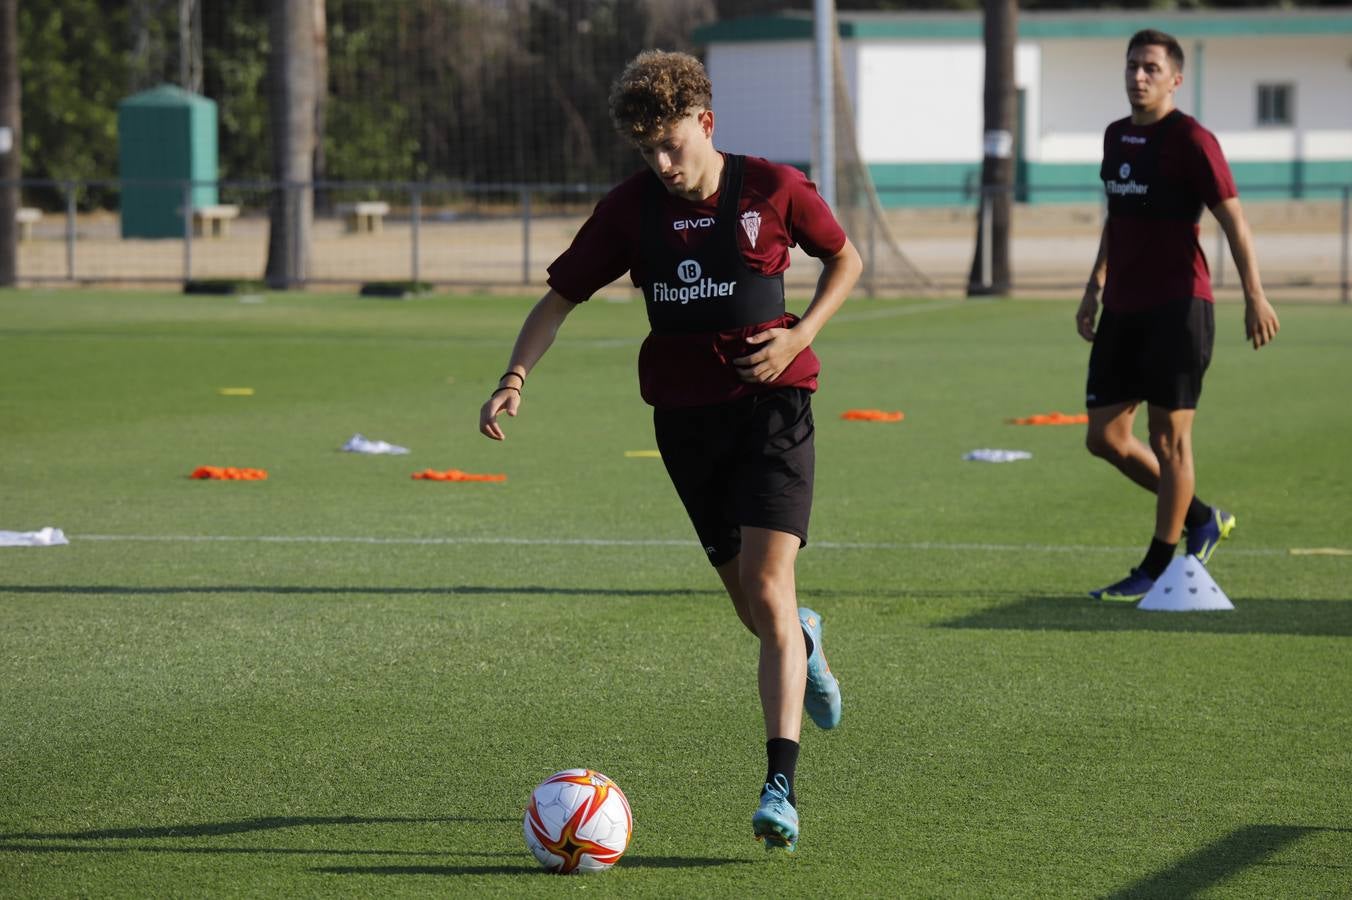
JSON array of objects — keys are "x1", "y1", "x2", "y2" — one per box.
[{"x1": 72, "y1": 533, "x2": 1297, "y2": 557}]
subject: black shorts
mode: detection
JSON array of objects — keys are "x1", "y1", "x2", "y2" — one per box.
[
  {"x1": 653, "y1": 388, "x2": 815, "y2": 568},
  {"x1": 1086, "y1": 296, "x2": 1215, "y2": 411}
]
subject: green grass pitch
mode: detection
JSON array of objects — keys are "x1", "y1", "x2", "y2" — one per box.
[{"x1": 1, "y1": 288, "x2": 1349, "y2": 898}]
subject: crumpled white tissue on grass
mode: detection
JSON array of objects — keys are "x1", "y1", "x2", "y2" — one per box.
[
  {"x1": 962, "y1": 449, "x2": 1032, "y2": 463},
  {"x1": 341, "y1": 434, "x2": 410, "y2": 455},
  {"x1": 0, "y1": 527, "x2": 69, "y2": 547}
]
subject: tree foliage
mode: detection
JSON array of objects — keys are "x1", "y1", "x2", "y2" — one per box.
[
  {"x1": 18, "y1": 1, "x2": 128, "y2": 189},
  {"x1": 15, "y1": 0, "x2": 1338, "y2": 202}
]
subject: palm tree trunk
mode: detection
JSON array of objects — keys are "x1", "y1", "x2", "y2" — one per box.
[
  {"x1": 264, "y1": 0, "x2": 316, "y2": 289},
  {"x1": 968, "y1": 0, "x2": 1016, "y2": 297},
  {"x1": 0, "y1": 0, "x2": 20, "y2": 286}
]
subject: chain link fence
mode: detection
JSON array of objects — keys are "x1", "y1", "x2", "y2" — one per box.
[{"x1": 8, "y1": 178, "x2": 1351, "y2": 300}]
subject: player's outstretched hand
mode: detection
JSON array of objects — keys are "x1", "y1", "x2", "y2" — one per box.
[
  {"x1": 1075, "y1": 292, "x2": 1099, "y2": 342},
  {"x1": 479, "y1": 388, "x2": 520, "y2": 441},
  {"x1": 1245, "y1": 294, "x2": 1280, "y2": 350},
  {"x1": 734, "y1": 327, "x2": 803, "y2": 384}
]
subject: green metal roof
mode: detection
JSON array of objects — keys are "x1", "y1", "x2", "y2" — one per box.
[{"x1": 692, "y1": 9, "x2": 1352, "y2": 44}]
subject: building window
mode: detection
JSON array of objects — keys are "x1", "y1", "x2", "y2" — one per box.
[{"x1": 1257, "y1": 84, "x2": 1294, "y2": 126}]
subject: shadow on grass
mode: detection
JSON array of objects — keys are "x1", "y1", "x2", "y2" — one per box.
[
  {"x1": 0, "y1": 814, "x2": 523, "y2": 861},
  {"x1": 0, "y1": 814, "x2": 746, "y2": 874},
  {"x1": 314, "y1": 855, "x2": 751, "y2": 876},
  {"x1": 1109, "y1": 824, "x2": 1350, "y2": 899},
  {"x1": 940, "y1": 595, "x2": 1352, "y2": 637},
  {"x1": 0, "y1": 843, "x2": 446, "y2": 857},
  {"x1": 0, "y1": 814, "x2": 510, "y2": 842},
  {"x1": 0, "y1": 584, "x2": 722, "y2": 599}
]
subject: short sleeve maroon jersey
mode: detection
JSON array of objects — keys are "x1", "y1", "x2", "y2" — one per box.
[
  {"x1": 547, "y1": 154, "x2": 846, "y2": 303},
  {"x1": 1100, "y1": 111, "x2": 1237, "y2": 312}
]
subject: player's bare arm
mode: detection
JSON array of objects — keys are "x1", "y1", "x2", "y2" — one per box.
[
  {"x1": 1210, "y1": 197, "x2": 1280, "y2": 349},
  {"x1": 734, "y1": 238, "x2": 862, "y2": 383},
  {"x1": 1077, "y1": 223, "x2": 1109, "y2": 342},
  {"x1": 479, "y1": 290, "x2": 578, "y2": 440}
]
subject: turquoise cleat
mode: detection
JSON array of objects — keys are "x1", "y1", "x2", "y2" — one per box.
[
  {"x1": 1186, "y1": 508, "x2": 1236, "y2": 565},
  {"x1": 752, "y1": 773, "x2": 799, "y2": 852},
  {"x1": 799, "y1": 607, "x2": 842, "y2": 730}
]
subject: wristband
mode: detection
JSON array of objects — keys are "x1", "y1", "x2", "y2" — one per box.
[{"x1": 499, "y1": 371, "x2": 525, "y2": 387}]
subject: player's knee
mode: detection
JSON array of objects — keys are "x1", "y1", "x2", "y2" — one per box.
[
  {"x1": 1148, "y1": 429, "x2": 1188, "y2": 466},
  {"x1": 740, "y1": 572, "x2": 787, "y2": 608},
  {"x1": 1085, "y1": 428, "x2": 1123, "y2": 461},
  {"x1": 739, "y1": 574, "x2": 795, "y2": 626}
]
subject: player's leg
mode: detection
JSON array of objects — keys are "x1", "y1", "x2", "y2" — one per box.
[
  {"x1": 1146, "y1": 404, "x2": 1195, "y2": 545},
  {"x1": 1086, "y1": 401, "x2": 1175, "y2": 598},
  {"x1": 1085, "y1": 401, "x2": 1160, "y2": 490},
  {"x1": 1090, "y1": 406, "x2": 1199, "y2": 601},
  {"x1": 654, "y1": 400, "x2": 803, "y2": 848},
  {"x1": 1166, "y1": 297, "x2": 1234, "y2": 563},
  {"x1": 739, "y1": 527, "x2": 806, "y2": 745},
  {"x1": 719, "y1": 554, "x2": 840, "y2": 730},
  {"x1": 739, "y1": 526, "x2": 806, "y2": 851},
  {"x1": 1092, "y1": 296, "x2": 1227, "y2": 599},
  {"x1": 715, "y1": 558, "x2": 758, "y2": 636},
  {"x1": 730, "y1": 388, "x2": 839, "y2": 728},
  {"x1": 1088, "y1": 399, "x2": 1187, "y2": 600}
]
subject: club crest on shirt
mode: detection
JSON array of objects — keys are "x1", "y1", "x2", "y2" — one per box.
[
  {"x1": 740, "y1": 210, "x2": 761, "y2": 248},
  {"x1": 1119, "y1": 162, "x2": 1131, "y2": 179}
]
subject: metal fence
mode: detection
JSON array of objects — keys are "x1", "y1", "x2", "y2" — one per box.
[{"x1": 8, "y1": 178, "x2": 1351, "y2": 300}]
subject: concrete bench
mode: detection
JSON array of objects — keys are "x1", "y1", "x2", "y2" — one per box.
[
  {"x1": 337, "y1": 201, "x2": 391, "y2": 234},
  {"x1": 192, "y1": 204, "x2": 240, "y2": 238},
  {"x1": 15, "y1": 207, "x2": 41, "y2": 241}
]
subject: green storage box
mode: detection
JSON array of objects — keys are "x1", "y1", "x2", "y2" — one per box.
[{"x1": 118, "y1": 85, "x2": 219, "y2": 239}]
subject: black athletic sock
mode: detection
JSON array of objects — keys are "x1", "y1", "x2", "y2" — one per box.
[
  {"x1": 765, "y1": 738, "x2": 799, "y2": 806},
  {"x1": 1140, "y1": 538, "x2": 1177, "y2": 580},
  {"x1": 1184, "y1": 498, "x2": 1212, "y2": 530}
]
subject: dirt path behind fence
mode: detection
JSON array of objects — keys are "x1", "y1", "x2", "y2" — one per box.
[{"x1": 15, "y1": 199, "x2": 1348, "y2": 300}]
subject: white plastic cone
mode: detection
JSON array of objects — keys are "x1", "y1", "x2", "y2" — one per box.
[{"x1": 1138, "y1": 555, "x2": 1233, "y2": 611}]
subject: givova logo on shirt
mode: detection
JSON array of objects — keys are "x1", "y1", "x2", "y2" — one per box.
[{"x1": 651, "y1": 259, "x2": 736, "y2": 305}]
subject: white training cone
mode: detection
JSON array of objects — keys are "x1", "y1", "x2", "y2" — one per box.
[{"x1": 1137, "y1": 555, "x2": 1233, "y2": 611}]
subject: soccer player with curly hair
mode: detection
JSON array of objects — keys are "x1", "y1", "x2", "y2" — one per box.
[{"x1": 480, "y1": 50, "x2": 861, "y2": 851}]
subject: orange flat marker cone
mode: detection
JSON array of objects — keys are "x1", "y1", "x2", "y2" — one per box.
[
  {"x1": 191, "y1": 466, "x2": 268, "y2": 480},
  {"x1": 841, "y1": 409, "x2": 904, "y2": 422},
  {"x1": 411, "y1": 469, "x2": 506, "y2": 483},
  {"x1": 1008, "y1": 411, "x2": 1088, "y2": 425}
]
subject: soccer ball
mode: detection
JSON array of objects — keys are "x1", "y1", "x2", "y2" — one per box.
[{"x1": 523, "y1": 768, "x2": 632, "y2": 874}]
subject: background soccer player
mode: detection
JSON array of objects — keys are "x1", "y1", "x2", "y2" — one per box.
[
  {"x1": 1076, "y1": 29, "x2": 1280, "y2": 601},
  {"x1": 478, "y1": 50, "x2": 861, "y2": 850}
]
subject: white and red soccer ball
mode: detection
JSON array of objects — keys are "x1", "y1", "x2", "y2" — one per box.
[{"x1": 523, "y1": 768, "x2": 632, "y2": 874}]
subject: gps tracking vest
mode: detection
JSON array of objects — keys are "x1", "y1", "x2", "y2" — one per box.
[
  {"x1": 1101, "y1": 110, "x2": 1204, "y2": 224},
  {"x1": 639, "y1": 154, "x2": 785, "y2": 334}
]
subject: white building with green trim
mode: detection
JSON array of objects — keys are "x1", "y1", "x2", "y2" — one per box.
[{"x1": 692, "y1": 8, "x2": 1352, "y2": 206}]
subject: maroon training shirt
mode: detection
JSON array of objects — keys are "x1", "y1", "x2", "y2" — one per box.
[
  {"x1": 546, "y1": 154, "x2": 847, "y2": 408},
  {"x1": 1100, "y1": 111, "x2": 1237, "y2": 312}
]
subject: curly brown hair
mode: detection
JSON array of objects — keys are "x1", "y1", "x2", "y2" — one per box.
[{"x1": 608, "y1": 50, "x2": 712, "y2": 144}]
